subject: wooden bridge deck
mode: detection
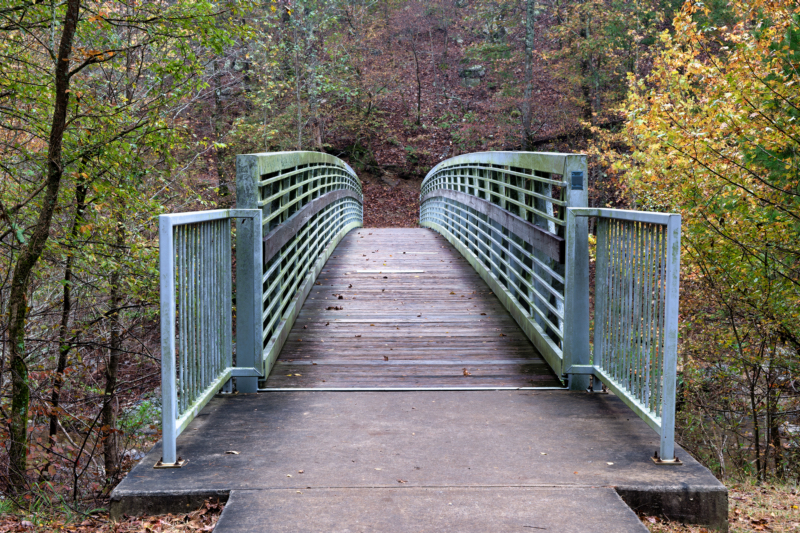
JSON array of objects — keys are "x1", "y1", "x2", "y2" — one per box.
[{"x1": 263, "y1": 228, "x2": 563, "y2": 389}]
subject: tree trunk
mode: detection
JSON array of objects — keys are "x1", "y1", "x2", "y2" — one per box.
[
  {"x1": 411, "y1": 38, "x2": 422, "y2": 126},
  {"x1": 212, "y1": 59, "x2": 230, "y2": 200},
  {"x1": 7, "y1": 0, "x2": 80, "y2": 492},
  {"x1": 102, "y1": 215, "x2": 125, "y2": 479},
  {"x1": 521, "y1": 0, "x2": 535, "y2": 148},
  {"x1": 49, "y1": 181, "x2": 88, "y2": 439},
  {"x1": 293, "y1": 18, "x2": 303, "y2": 151}
]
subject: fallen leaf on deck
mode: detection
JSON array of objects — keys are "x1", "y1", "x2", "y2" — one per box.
[
  {"x1": 384, "y1": 355, "x2": 389, "y2": 361},
  {"x1": 397, "y1": 479, "x2": 408, "y2": 483},
  {"x1": 463, "y1": 368, "x2": 472, "y2": 376}
]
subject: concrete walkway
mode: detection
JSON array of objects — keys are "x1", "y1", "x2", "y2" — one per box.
[
  {"x1": 111, "y1": 391, "x2": 726, "y2": 531},
  {"x1": 113, "y1": 228, "x2": 727, "y2": 531}
]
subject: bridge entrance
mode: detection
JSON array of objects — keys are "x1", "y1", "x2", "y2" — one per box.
[
  {"x1": 111, "y1": 150, "x2": 729, "y2": 532},
  {"x1": 156, "y1": 150, "x2": 682, "y2": 467}
]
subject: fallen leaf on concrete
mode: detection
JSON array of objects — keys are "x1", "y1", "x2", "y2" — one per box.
[
  {"x1": 225, "y1": 451, "x2": 240, "y2": 455},
  {"x1": 397, "y1": 479, "x2": 408, "y2": 483}
]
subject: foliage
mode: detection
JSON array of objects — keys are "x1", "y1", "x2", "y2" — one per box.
[
  {"x1": 0, "y1": 0, "x2": 246, "y2": 499},
  {"x1": 621, "y1": 0, "x2": 800, "y2": 479}
]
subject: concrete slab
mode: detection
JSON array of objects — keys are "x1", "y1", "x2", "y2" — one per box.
[
  {"x1": 214, "y1": 487, "x2": 649, "y2": 533},
  {"x1": 111, "y1": 391, "x2": 727, "y2": 530}
]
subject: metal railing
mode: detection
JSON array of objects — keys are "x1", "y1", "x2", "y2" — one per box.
[
  {"x1": 158, "y1": 209, "x2": 262, "y2": 467},
  {"x1": 420, "y1": 152, "x2": 588, "y2": 378},
  {"x1": 565, "y1": 208, "x2": 682, "y2": 462},
  {"x1": 236, "y1": 151, "x2": 363, "y2": 389},
  {"x1": 158, "y1": 151, "x2": 362, "y2": 465}
]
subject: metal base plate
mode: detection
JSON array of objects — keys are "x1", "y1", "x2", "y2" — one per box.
[
  {"x1": 651, "y1": 456, "x2": 682, "y2": 466},
  {"x1": 154, "y1": 458, "x2": 187, "y2": 469}
]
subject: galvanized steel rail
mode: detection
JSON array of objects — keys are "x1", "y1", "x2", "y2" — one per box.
[
  {"x1": 236, "y1": 151, "x2": 363, "y2": 391},
  {"x1": 158, "y1": 151, "x2": 362, "y2": 466},
  {"x1": 158, "y1": 209, "x2": 262, "y2": 467},
  {"x1": 565, "y1": 208, "x2": 682, "y2": 462},
  {"x1": 419, "y1": 152, "x2": 588, "y2": 379}
]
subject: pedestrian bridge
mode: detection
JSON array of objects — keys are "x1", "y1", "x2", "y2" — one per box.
[{"x1": 112, "y1": 151, "x2": 727, "y2": 531}]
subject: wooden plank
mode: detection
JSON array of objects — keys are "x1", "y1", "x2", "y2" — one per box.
[{"x1": 262, "y1": 228, "x2": 563, "y2": 389}]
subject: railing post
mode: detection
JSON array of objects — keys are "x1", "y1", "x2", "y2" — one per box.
[
  {"x1": 660, "y1": 214, "x2": 682, "y2": 461},
  {"x1": 563, "y1": 155, "x2": 590, "y2": 390},
  {"x1": 235, "y1": 155, "x2": 262, "y2": 393},
  {"x1": 159, "y1": 216, "x2": 178, "y2": 465}
]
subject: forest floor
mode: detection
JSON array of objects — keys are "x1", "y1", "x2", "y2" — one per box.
[
  {"x1": 644, "y1": 483, "x2": 800, "y2": 532},
  {"x1": 361, "y1": 174, "x2": 422, "y2": 228},
  {"x1": 0, "y1": 498, "x2": 223, "y2": 532}
]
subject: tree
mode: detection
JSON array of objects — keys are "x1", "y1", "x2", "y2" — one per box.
[
  {"x1": 621, "y1": 0, "x2": 800, "y2": 478},
  {"x1": 0, "y1": 0, "x2": 239, "y2": 492}
]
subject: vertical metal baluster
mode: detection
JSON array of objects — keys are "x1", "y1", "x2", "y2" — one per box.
[
  {"x1": 606, "y1": 219, "x2": 615, "y2": 373},
  {"x1": 633, "y1": 222, "x2": 643, "y2": 402},
  {"x1": 226, "y1": 218, "x2": 233, "y2": 372},
  {"x1": 185, "y1": 225, "x2": 193, "y2": 409},
  {"x1": 642, "y1": 225, "x2": 654, "y2": 412},
  {"x1": 195, "y1": 224, "x2": 202, "y2": 402},
  {"x1": 213, "y1": 220, "x2": 220, "y2": 377},
  {"x1": 604, "y1": 220, "x2": 613, "y2": 378},
  {"x1": 177, "y1": 227, "x2": 185, "y2": 416},
  {"x1": 614, "y1": 219, "x2": 624, "y2": 383},
  {"x1": 194, "y1": 224, "x2": 201, "y2": 403},
  {"x1": 624, "y1": 221, "x2": 634, "y2": 394},
  {"x1": 616, "y1": 220, "x2": 625, "y2": 387},
  {"x1": 656, "y1": 225, "x2": 666, "y2": 417},
  {"x1": 615, "y1": 219, "x2": 624, "y2": 381},
  {"x1": 183, "y1": 225, "x2": 191, "y2": 409},
  {"x1": 205, "y1": 221, "x2": 211, "y2": 390},
  {"x1": 649, "y1": 225, "x2": 660, "y2": 413},
  {"x1": 183, "y1": 227, "x2": 190, "y2": 413},
  {"x1": 201, "y1": 222, "x2": 208, "y2": 391}
]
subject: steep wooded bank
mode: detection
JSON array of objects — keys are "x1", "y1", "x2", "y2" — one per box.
[{"x1": 0, "y1": 0, "x2": 798, "y2": 523}]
